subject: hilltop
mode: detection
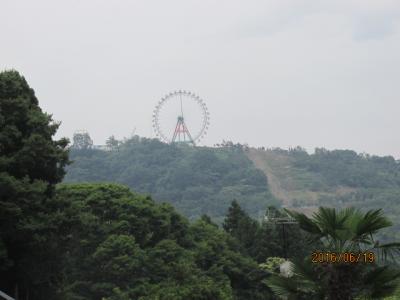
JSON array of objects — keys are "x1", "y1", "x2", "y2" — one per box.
[
  {"x1": 64, "y1": 137, "x2": 279, "y2": 222},
  {"x1": 246, "y1": 147, "x2": 400, "y2": 239},
  {"x1": 65, "y1": 137, "x2": 400, "y2": 238}
]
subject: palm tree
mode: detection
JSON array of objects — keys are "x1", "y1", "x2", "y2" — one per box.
[{"x1": 266, "y1": 207, "x2": 400, "y2": 300}]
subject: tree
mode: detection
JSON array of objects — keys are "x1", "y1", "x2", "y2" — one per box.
[
  {"x1": 223, "y1": 200, "x2": 259, "y2": 256},
  {"x1": 190, "y1": 217, "x2": 272, "y2": 299},
  {"x1": 259, "y1": 257, "x2": 286, "y2": 274},
  {"x1": 106, "y1": 135, "x2": 120, "y2": 151},
  {"x1": 54, "y1": 183, "x2": 218, "y2": 299},
  {"x1": 266, "y1": 207, "x2": 400, "y2": 299},
  {"x1": 0, "y1": 70, "x2": 69, "y2": 299},
  {"x1": 254, "y1": 207, "x2": 316, "y2": 263},
  {"x1": 53, "y1": 183, "x2": 273, "y2": 299},
  {"x1": 65, "y1": 137, "x2": 277, "y2": 220},
  {"x1": 72, "y1": 131, "x2": 93, "y2": 149}
]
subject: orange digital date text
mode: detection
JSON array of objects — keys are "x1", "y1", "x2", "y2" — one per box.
[{"x1": 311, "y1": 251, "x2": 375, "y2": 264}]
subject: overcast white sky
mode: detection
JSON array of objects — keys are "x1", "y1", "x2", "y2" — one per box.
[{"x1": 1, "y1": 0, "x2": 400, "y2": 157}]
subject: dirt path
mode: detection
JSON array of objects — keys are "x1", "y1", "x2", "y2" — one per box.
[
  {"x1": 246, "y1": 148, "x2": 355, "y2": 216},
  {"x1": 246, "y1": 148, "x2": 292, "y2": 206}
]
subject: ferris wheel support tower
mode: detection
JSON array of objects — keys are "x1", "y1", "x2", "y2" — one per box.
[{"x1": 172, "y1": 116, "x2": 194, "y2": 144}]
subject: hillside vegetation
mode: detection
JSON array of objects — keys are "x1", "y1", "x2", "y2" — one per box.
[
  {"x1": 246, "y1": 147, "x2": 400, "y2": 239},
  {"x1": 65, "y1": 138, "x2": 400, "y2": 238},
  {"x1": 52, "y1": 183, "x2": 276, "y2": 300},
  {"x1": 65, "y1": 138, "x2": 279, "y2": 222}
]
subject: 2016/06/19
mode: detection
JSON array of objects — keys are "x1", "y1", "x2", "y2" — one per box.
[{"x1": 311, "y1": 251, "x2": 375, "y2": 264}]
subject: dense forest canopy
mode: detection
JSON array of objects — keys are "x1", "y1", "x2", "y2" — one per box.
[
  {"x1": 65, "y1": 138, "x2": 279, "y2": 222},
  {"x1": 65, "y1": 136, "x2": 400, "y2": 240},
  {"x1": 0, "y1": 70, "x2": 70, "y2": 299},
  {"x1": 52, "y1": 183, "x2": 275, "y2": 300},
  {"x1": 289, "y1": 147, "x2": 400, "y2": 189}
]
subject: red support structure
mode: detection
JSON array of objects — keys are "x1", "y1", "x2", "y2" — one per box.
[{"x1": 172, "y1": 116, "x2": 194, "y2": 145}]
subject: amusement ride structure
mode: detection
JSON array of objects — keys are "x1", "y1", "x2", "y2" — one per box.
[{"x1": 152, "y1": 90, "x2": 210, "y2": 145}]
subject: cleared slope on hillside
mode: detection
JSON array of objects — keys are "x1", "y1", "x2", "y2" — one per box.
[
  {"x1": 246, "y1": 148, "x2": 355, "y2": 208},
  {"x1": 246, "y1": 147, "x2": 400, "y2": 239},
  {"x1": 247, "y1": 149, "x2": 325, "y2": 206}
]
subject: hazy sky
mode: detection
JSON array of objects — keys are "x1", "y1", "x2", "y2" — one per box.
[{"x1": 1, "y1": 1, "x2": 400, "y2": 157}]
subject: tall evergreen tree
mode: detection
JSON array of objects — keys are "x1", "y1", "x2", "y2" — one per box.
[
  {"x1": 223, "y1": 200, "x2": 247, "y2": 234},
  {"x1": 223, "y1": 200, "x2": 259, "y2": 256},
  {"x1": 0, "y1": 70, "x2": 69, "y2": 299}
]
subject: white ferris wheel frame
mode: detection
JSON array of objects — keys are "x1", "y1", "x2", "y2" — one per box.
[{"x1": 152, "y1": 90, "x2": 210, "y2": 144}]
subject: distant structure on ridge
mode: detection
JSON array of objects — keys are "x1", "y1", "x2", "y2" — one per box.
[
  {"x1": 71, "y1": 130, "x2": 94, "y2": 149},
  {"x1": 152, "y1": 90, "x2": 210, "y2": 146}
]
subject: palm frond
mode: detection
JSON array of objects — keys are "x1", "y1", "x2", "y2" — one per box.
[
  {"x1": 265, "y1": 274, "x2": 300, "y2": 298},
  {"x1": 361, "y1": 266, "x2": 400, "y2": 299},
  {"x1": 291, "y1": 257, "x2": 325, "y2": 290},
  {"x1": 374, "y1": 242, "x2": 400, "y2": 262},
  {"x1": 265, "y1": 273, "x2": 320, "y2": 299},
  {"x1": 313, "y1": 207, "x2": 347, "y2": 240},
  {"x1": 353, "y1": 209, "x2": 392, "y2": 239},
  {"x1": 284, "y1": 209, "x2": 322, "y2": 236}
]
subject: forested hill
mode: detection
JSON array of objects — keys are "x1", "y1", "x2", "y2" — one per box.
[
  {"x1": 66, "y1": 138, "x2": 400, "y2": 237},
  {"x1": 64, "y1": 137, "x2": 279, "y2": 221},
  {"x1": 246, "y1": 147, "x2": 400, "y2": 240}
]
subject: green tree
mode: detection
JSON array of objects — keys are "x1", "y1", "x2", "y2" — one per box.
[
  {"x1": 106, "y1": 135, "x2": 120, "y2": 151},
  {"x1": 54, "y1": 183, "x2": 235, "y2": 299},
  {"x1": 54, "y1": 183, "x2": 273, "y2": 299},
  {"x1": 190, "y1": 218, "x2": 272, "y2": 299},
  {"x1": 254, "y1": 207, "x2": 316, "y2": 263},
  {"x1": 259, "y1": 257, "x2": 286, "y2": 274},
  {"x1": 0, "y1": 70, "x2": 69, "y2": 299},
  {"x1": 72, "y1": 131, "x2": 93, "y2": 149},
  {"x1": 266, "y1": 207, "x2": 400, "y2": 299},
  {"x1": 90, "y1": 234, "x2": 146, "y2": 298},
  {"x1": 223, "y1": 200, "x2": 259, "y2": 256},
  {"x1": 64, "y1": 137, "x2": 278, "y2": 220}
]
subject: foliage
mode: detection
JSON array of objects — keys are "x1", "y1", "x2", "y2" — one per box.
[
  {"x1": 0, "y1": 70, "x2": 69, "y2": 299},
  {"x1": 65, "y1": 137, "x2": 280, "y2": 221},
  {"x1": 249, "y1": 147, "x2": 400, "y2": 242},
  {"x1": 259, "y1": 257, "x2": 286, "y2": 273},
  {"x1": 3, "y1": 70, "x2": 400, "y2": 299},
  {"x1": 292, "y1": 148, "x2": 400, "y2": 189},
  {"x1": 72, "y1": 131, "x2": 93, "y2": 149},
  {"x1": 266, "y1": 206, "x2": 400, "y2": 300},
  {"x1": 0, "y1": 71, "x2": 277, "y2": 299},
  {"x1": 53, "y1": 183, "x2": 274, "y2": 299},
  {"x1": 223, "y1": 200, "x2": 259, "y2": 256},
  {"x1": 106, "y1": 135, "x2": 120, "y2": 151},
  {"x1": 223, "y1": 201, "x2": 316, "y2": 264}
]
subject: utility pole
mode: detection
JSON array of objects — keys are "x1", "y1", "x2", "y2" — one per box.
[{"x1": 265, "y1": 207, "x2": 298, "y2": 259}]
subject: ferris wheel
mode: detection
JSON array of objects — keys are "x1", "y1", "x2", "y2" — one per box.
[{"x1": 152, "y1": 90, "x2": 210, "y2": 145}]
